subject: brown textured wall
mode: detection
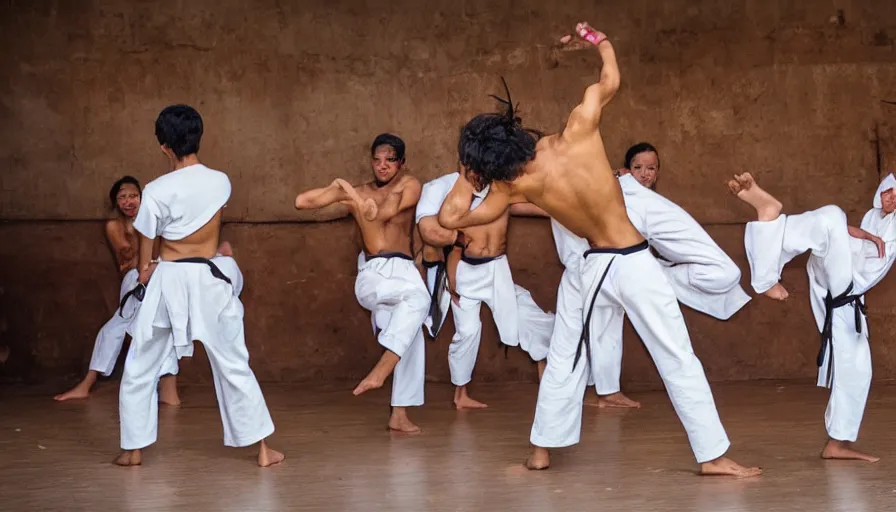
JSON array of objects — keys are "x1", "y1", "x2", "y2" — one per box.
[{"x1": 2, "y1": 0, "x2": 896, "y2": 387}]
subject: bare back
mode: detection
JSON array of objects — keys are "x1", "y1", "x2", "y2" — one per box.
[
  {"x1": 515, "y1": 132, "x2": 643, "y2": 249},
  {"x1": 159, "y1": 210, "x2": 224, "y2": 260},
  {"x1": 460, "y1": 209, "x2": 509, "y2": 258},
  {"x1": 351, "y1": 175, "x2": 417, "y2": 256}
]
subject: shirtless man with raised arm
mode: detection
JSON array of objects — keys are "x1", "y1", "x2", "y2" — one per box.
[
  {"x1": 295, "y1": 133, "x2": 429, "y2": 433},
  {"x1": 438, "y1": 22, "x2": 760, "y2": 477}
]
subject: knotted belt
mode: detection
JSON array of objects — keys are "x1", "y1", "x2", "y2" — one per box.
[
  {"x1": 422, "y1": 245, "x2": 455, "y2": 340},
  {"x1": 818, "y1": 281, "x2": 866, "y2": 387},
  {"x1": 118, "y1": 257, "x2": 232, "y2": 318}
]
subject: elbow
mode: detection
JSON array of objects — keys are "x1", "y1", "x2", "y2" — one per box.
[{"x1": 295, "y1": 196, "x2": 308, "y2": 210}]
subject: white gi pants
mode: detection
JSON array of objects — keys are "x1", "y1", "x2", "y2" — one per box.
[
  {"x1": 89, "y1": 269, "x2": 178, "y2": 377},
  {"x1": 450, "y1": 255, "x2": 553, "y2": 386},
  {"x1": 532, "y1": 242, "x2": 730, "y2": 463},
  {"x1": 120, "y1": 257, "x2": 275, "y2": 450},
  {"x1": 355, "y1": 253, "x2": 428, "y2": 407},
  {"x1": 745, "y1": 206, "x2": 871, "y2": 441}
]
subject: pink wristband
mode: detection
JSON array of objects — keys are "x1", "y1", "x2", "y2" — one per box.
[{"x1": 579, "y1": 28, "x2": 606, "y2": 45}]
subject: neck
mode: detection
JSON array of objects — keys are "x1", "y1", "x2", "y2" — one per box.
[{"x1": 171, "y1": 154, "x2": 201, "y2": 171}]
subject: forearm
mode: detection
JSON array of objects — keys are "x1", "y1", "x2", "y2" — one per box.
[
  {"x1": 848, "y1": 225, "x2": 872, "y2": 240},
  {"x1": 295, "y1": 183, "x2": 346, "y2": 210},
  {"x1": 418, "y1": 218, "x2": 458, "y2": 247},
  {"x1": 596, "y1": 40, "x2": 620, "y2": 91}
]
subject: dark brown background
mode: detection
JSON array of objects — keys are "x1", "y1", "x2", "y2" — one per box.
[{"x1": 2, "y1": 0, "x2": 896, "y2": 389}]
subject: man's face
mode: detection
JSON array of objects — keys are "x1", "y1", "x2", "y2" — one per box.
[
  {"x1": 629, "y1": 151, "x2": 660, "y2": 189},
  {"x1": 881, "y1": 188, "x2": 896, "y2": 215},
  {"x1": 371, "y1": 144, "x2": 402, "y2": 185},
  {"x1": 117, "y1": 183, "x2": 141, "y2": 218}
]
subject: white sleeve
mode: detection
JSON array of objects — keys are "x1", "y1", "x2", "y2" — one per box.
[
  {"x1": 415, "y1": 180, "x2": 448, "y2": 223},
  {"x1": 133, "y1": 187, "x2": 164, "y2": 239}
]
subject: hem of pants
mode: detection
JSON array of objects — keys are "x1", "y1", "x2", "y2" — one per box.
[
  {"x1": 224, "y1": 424, "x2": 275, "y2": 448},
  {"x1": 751, "y1": 280, "x2": 777, "y2": 295},
  {"x1": 390, "y1": 401, "x2": 424, "y2": 408},
  {"x1": 594, "y1": 385, "x2": 621, "y2": 396},
  {"x1": 826, "y1": 430, "x2": 859, "y2": 443},
  {"x1": 529, "y1": 432, "x2": 580, "y2": 449},
  {"x1": 377, "y1": 334, "x2": 406, "y2": 358},
  {"x1": 90, "y1": 365, "x2": 115, "y2": 377},
  {"x1": 450, "y1": 376, "x2": 473, "y2": 387},
  {"x1": 694, "y1": 439, "x2": 731, "y2": 464},
  {"x1": 121, "y1": 438, "x2": 156, "y2": 451}
]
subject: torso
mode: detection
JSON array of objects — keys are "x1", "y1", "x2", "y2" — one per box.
[
  {"x1": 515, "y1": 132, "x2": 643, "y2": 249},
  {"x1": 159, "y1": 210, "x2": 223, "y2": 260},
  {"x1": 107, "y1": 217, "x2": 139, "y2": 275},
  {"x1": 352, "y1": 175, "x2": 417, "y2": 257},
  {"x1": 460, "y1": 210, "x2": 509, "y2": 258}
]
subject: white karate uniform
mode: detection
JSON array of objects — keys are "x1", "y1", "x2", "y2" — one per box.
[
  {"x1": 355, "y1": 253, "x2": 429, "y2": 407},
  {"x1": 744, "y1": 174, "x2": 896, "y2": 442},
  {"x1": 120, "y1": 164, "x2": 274, "y2": 451},
  {"x1": 620, "y1": 175, "x2": 750, "y2": 320},
  {"x1": 415, "y1": 173, "x2": 460, "y2": 338},
  {"x1": 532, "y1": 237, "x2": 731, "y2": 463},
  {"x1": 553, "y1": 175, "x2": 750, "y2": 395},
  {"x1": 416, "y1": 172, "x2": 554, "y2": 386},
  {"x1": 88, "y1": 268, "x2": 178, "y2": 377}
]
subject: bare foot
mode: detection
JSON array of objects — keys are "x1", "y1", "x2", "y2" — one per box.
[
  {"x1": 388, "y1": 407, "x2": 422, "y2": 433},
  {"x1": 54, "y1": 372, "x2": 97, "y2": 401},
  {"x1": 158, "y1": 375, "x2": 181, "y2": 407},
  {"x1": 700, "y1": 457, "x2": 762, "y2": 478},
  {"x1": 537, "y1": 360, "x2": 546, "y2": 382},
  {"x1": 353, "y1": 350, "x2": 400, "y2": 396},
  {"x1": 727, "y1": 173, "x2": 783, "y2": 222},
  {"x1": 257, "y1": 440, "x2": 285, "y2": 467},
  {"x1": 821, "y1": 439, "x2": 880, "y2": 462},
  {"x1": 454, "y1": 386, "x2": 488, "y2": 410},
  {"x1": 113, "y1": 449, "x2": 142, "y2": 467},
  {"x1": 525, "y1": 446, "x2": 550, "y2": 470},
  {"x1": 763, "y1": 282, "x2": 790, "y2": 301},
  {"x1": 595, "y1": 392, "x2": 641, "y2": 409}
]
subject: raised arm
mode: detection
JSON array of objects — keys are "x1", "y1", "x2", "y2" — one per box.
[
  {"x1": 439, "y1": 176, "x2": 513, "y2": 229},
  {"x1": 561, "y1": 23, "x2": 620, "y2": 138}
]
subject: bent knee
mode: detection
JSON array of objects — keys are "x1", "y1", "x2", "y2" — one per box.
[
  {"x1": 816, "y1": 205, "x2": 847, "y2": 229},
  {"x1": 691, "y1": 262, "x2": 742, "y2": 292}
]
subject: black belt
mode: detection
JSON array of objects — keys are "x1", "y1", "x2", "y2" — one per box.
[
  {"x1": 174, "y1": 257, "x2": 233, "y2": 285},
  {"x1": 118, "y1": 282, "x2": 146, "y2": 318},
  {"x1": 818, "y1": 281, "x2": 866, "y2": 387},
  {"x1": 573, "y1": 241, "x2": 649, "y2": 372},
  {"x1": 423, "y1": 245, "x2": 454, "y2": 340},
  {"x1": 460, "y1": 251, "x2": 503, "y2": 266},
  {"x1": 365, "y1": 252, "x2": 414, "y2": 262}
]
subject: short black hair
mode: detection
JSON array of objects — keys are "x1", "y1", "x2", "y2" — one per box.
[
  {"x1": 457, "y1": 78, "x2": 540, "y2": 186},
  {"x1": 371, "y1": 133, "x2": 406, "y2": 163},
  {"x1": 624, "y1": 142, "x2": 660, "y2": 169},
  {"x1": 109, "y1": 176, "x2": 141, "y2": 209},
  {"x1": 155, "y1": 104, "x2": 203, "y2": 159}
]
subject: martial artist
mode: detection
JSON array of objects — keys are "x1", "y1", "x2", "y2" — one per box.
[
  {"x1": 729, "y1": 171, "x2": 896, "y2": 462},
  {"x1": 417, "y1": 171, "x2": 554, "y2": 409},
  {"x1": 116, "y1": 105, "x2": 282, "y2": 467},
  {"x1": 437, "y1": 22, "x2": 760, "y2": 477},
  {"x1": 295, "y1": 133, "x2": 428, "y2": 433},
  {"x1": 55, "y1": 177, "x2": 181, "y2": 404},
  {"x1": 619, "y1": 141, "x2": 660, "y2": 190}
]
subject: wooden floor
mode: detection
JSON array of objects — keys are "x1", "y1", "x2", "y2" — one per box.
[{"x1": 1, "y1": 380, "x2": 895, "y2": 511}]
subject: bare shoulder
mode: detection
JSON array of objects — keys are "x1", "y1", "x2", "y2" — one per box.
[
  {"x1": 105, "y1": 218, "x2": 124, "y2": 236},
  {"x1": 397, "y1": 174, "x2": 422, "y2": 190}
]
